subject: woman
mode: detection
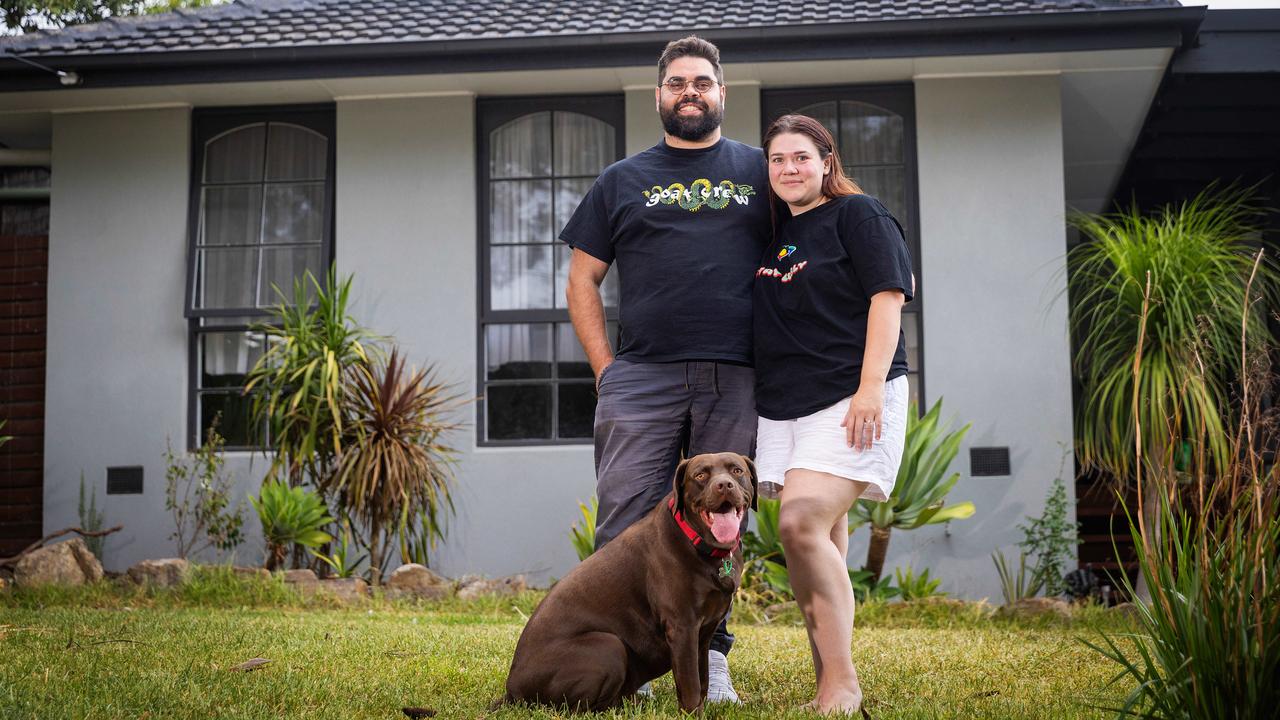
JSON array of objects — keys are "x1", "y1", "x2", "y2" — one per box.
[{"x1": 753, "y1": 114, "x2": 914, "y2": 715}]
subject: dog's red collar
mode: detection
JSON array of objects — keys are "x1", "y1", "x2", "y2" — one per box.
[{"x1": 668, "y1": 497, "x2": 738, "y2": 560}]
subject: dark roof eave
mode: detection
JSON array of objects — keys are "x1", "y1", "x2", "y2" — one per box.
[{"x1": 0, "y1": 5, "x2": 1206, "y2": 94}]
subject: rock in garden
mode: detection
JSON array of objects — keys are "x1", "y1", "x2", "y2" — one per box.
[
  {"x1": 456, "y1": 574, "x2": 527, "y2": 601},
  {"x1": 283, "y1": 568, "x2": 319, "y2": 585},
  {"x1": 386, "y1": 564, "x2": 454, "y2": 599},
  {"x1": 1001, "y1": 597, "x2": 1073, "y2": 619},
  {"x1": 1108, "y1": 601, "x2": 1140, "y2": 618},
  {"x1": 127, "y1": 558, "x2": 191, "y2": 587},
  {"x1": 13, "y1": 538, "x2": 103, "y2": 587},
  {"x1": 320, "y1": 578, "x2": 369, "y2": 602},
  {"x1": 232, "y1": 566, "x2": 271, "y2": 580}
]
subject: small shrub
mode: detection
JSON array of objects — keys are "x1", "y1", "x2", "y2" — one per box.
[
  {"x1": 77, "y1": 472, "x2": 105, "y2": 560},
  {"x1": 992, "y1": 550, "x2": 1046, "y2": 604},
  {"x1": 164, "y1": 424, "x2": 245, "y2": 559},
  {"x1": 1018, "y1": 453, "x2": 1079, "y2": 597},
  {"x1": 893, "y1": 566, "x2": 945, "y2": 601},
  {"x1": 569, "y1": 496, "x2": 597, "y2": 562},
  {"x1": 312, "y1": 520, "x2": 366, "y2": 578},
  {"x1": 850, "y1": 569, "x2": 897, "y2": 603},
  {"x1": 250, "y1": 480, "x2": 333, "y2": 570}
]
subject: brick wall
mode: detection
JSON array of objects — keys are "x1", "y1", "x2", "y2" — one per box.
[{"x1": 0, "y1": 234, "x2": 46, "y2": 556}]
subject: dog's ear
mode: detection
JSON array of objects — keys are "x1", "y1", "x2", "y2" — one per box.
[
  {"x1": 743, "y1": 455, "x2": 758, "y2": 512},
  {"x1": 672, "y1": 457, "x2": 692, "y2": 516}
]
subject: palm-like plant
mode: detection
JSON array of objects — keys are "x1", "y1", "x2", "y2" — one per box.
[
  {"x1": 327, "y1": 348, "x2": 464, "y2": 585},
  {"x1": 244, "y1": 269, "x2": 375, "y2": 485},
  {"x1": 850, "y1": 398, "x2": 973, "y2": 582},
  {"x1": 250, "y1": 480, "x2": 333, "y2": 570},
  {"x1": 1066, "y1": 185, "x2": 1279, "y2": 540}
]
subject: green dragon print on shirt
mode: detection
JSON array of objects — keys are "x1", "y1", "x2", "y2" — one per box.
[{"x1": 642, "y1": 179, "x2": 756, "y2": 212}]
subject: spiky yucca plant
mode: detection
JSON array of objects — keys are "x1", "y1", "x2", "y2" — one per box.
[
  {"x1": 327, "y1": 348, "x2": 464, "y2": 585},
  {"x1": 1067, "y1": 184, "x2": 1279, "y2": 496},
  {"x1": 244, "y1": 269, "x2": 375, "y2": 485}
]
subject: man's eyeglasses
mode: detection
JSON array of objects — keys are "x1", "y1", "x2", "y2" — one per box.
[{"x1": 661, "y1": 77, "x2": 718, "y2": 94}]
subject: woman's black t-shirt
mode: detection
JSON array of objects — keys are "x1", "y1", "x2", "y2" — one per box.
[{"x1": 753, "y1": 194, "x2": 915, "y2": 421}]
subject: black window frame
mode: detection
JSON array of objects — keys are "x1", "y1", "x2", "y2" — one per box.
[
  {"x1": 762, "y1": 83, "x2": 926, "y2": 408},
  {"x1": 476, "y1": 94, "x2": 625, "y2": 447},
  {"x1": 184, "y1": 104, "x2": 337, "y2": 451}
]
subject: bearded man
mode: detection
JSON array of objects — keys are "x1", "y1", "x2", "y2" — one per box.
[{"x1": 560, "y1": 35, "x2": 771, "y2": 703}]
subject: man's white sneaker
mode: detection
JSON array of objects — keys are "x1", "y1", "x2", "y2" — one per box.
[
  {"x1": 635, "y1": 682, "x2": 653, "y2": 698},
  {"x1": 706, "y1": 649, "x2": 741, "y2": 704}
]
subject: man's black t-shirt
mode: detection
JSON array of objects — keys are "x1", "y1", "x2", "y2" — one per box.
[
  {"x1": 753, "y1": 194, "x2": 915, "y2": 421},
  {"x1": 559, "y1": 138, "x2": 771, "y2": 364}
]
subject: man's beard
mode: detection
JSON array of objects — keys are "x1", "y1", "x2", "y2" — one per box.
[{"x1": 660, "y1": 98, "x2": 723, "y2": 142}]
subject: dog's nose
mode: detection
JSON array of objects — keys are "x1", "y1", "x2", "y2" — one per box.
[{"x1": 714, "y1": 478, "x2": 735, "y2": 494}]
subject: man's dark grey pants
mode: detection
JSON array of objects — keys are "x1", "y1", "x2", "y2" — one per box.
[{"x1": 592, "y1": 359, "x2": 757, "y2": 656}]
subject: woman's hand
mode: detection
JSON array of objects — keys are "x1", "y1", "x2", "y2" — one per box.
[{"x1": 841, "y1": 384, "x2": 885, "y2": 452}]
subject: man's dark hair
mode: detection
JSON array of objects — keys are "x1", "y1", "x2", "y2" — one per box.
[{"x1": 657, "y1": 36, "x2": 723, "y2": 85}]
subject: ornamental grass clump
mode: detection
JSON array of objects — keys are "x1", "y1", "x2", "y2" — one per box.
[{"x1": 1083, "y1": 250, "x2": 1280, "y2": 719}]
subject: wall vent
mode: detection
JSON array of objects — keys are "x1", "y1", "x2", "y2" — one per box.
[
  {"x1": 970, "y1": 447, "x2": 1011, "y2": 477},
  {"x1": 106, "y1": 466, "x2": 143, "y2": 495}
]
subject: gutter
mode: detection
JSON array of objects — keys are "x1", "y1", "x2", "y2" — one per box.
[{"x1": 0, "y1": 6, "x2": 1206, "y2": 93}]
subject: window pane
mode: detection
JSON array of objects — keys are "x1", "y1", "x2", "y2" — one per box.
[
  {"x1": 205, "y1": 125, "x2": 265, "y2": 183},
  {"x1": 490, "y1": 112, "x2": 551, "y2": 179},
  {"x1": 905, "y1": 373, "x2": 921, "y2": 414},
  {"x1": 491, "y1": 180, "x2": 552, "y2": 245},
  {"x1": 839, "y1": 102, "x2": 903, "y2": 165},
  {"x1": 265, "y1": 123, "x2": 327, "y2": 181},
  {"x1": 847, "y1": 165, "x2": 905, "y2": 223},
  {"x1": 555, "y1": 322, "x2": 593, "y2": 378},
  {"x1": 486, "y1": 385, "x2": 551, "y2": 440},
  {"x1": 199, "y1": 391, "x2": 258, "y2": 447},
  {"x1": 486, "y1": 323, "x2": 552, "y2": 380},
  {"x1": 263, "y1": 182, "x2": 325, "y2": 244},
  {"x1": 558, "y1": 383, "x2": 596, "y2": 439},
  {"x1": 259, "y1": 246, "x2": 321, "y2": 307},
  {"x1": 554, "y1": 178, "x2": 593, "y2": 238},
  {"x1": 490, "y1": 245, "x2": 553, "y2": 310},
  {"x1": 902, "y1": 312, "x2": 920, "y2": 370},
  {"x1": 200, "y1": 331, "x2": 264, "y2": 388},
  {"x1": 796, "y1": 102, "x2": 837, "y2": 143},
  {"x1": 554, "y1": 244, "x2": 618, "y2": 310},
  {"x1": 201, "y1": 185, "x2": 262, "y2": 247},
  {"x1": 553, "y1": 112, "x2": 615, "y2": 176},
  {"x1": 197, "y1": 247, "x2": 256, "y2": 310},
  {"x1": 200, "y1": 315, "x2": 258, "y2": 328}
]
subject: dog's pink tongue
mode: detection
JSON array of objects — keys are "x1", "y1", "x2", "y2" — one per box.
[{"x1": 709, "y1": 512, "x2": 740, "y2": 544}]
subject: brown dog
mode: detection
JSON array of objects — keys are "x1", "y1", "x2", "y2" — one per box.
[{"x1": 499, "y1": 452, "x2": 757, "y2": 713}]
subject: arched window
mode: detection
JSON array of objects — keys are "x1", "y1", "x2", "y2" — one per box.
[
  {"x1": 185, "y1": 107, "x2": 334, "y2": 448},
  {"x1": 478, "y1": 98, "x2": 623, "y2": 444}
]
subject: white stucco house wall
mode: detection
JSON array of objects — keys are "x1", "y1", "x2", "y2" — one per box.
[{"x1": 0, "y1": 0, "x2": 1208, "y2": 600}]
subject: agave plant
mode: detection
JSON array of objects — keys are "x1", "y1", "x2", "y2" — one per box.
[
  {"x1": 250, "y1": 480, "x2": 333, "y2": 570},
  {"x1": 850, "y1": 398, "x2": 973, "y2": 582},
  {"x1": 327, "y1": 348, "x2": 464, "y2": 585},
  {"x1": 243, "y1": 269, "x2": 376, "y2": 485}
]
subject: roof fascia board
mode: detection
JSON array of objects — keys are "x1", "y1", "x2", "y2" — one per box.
[{"x1": 0, "y1": 6, "x2": 1205, "y2": 93}]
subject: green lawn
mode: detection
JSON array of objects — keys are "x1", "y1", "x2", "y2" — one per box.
[{"x1": 0, "y1": 577, "x2": 1134, "y2": 719}]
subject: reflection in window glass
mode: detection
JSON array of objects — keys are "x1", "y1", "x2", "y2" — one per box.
[{"x1": 481, "y1": 102, "x2": 622, "y2": 443}]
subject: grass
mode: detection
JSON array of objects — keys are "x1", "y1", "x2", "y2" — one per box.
[{"x1": 0, "y1": 568, "x2": 1137, "y2": 719}]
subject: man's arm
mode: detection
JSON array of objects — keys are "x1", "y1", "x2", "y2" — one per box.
[{"x1": 566, "y1": 248, "x2": 614, "y2": 386}]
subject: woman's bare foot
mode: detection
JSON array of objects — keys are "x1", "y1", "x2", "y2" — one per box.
[{"x1": 816, "y1": 688, "x2": 863, "y2": 716}]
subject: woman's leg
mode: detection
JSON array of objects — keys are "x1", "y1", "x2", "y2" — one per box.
[{"x1": 779, "y1": 468, "x2": 868, "y2": 714}]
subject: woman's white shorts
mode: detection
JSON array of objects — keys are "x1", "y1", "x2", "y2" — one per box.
[{"x1": 755, "y1": 375, "x2": 909, "y2": 503}]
